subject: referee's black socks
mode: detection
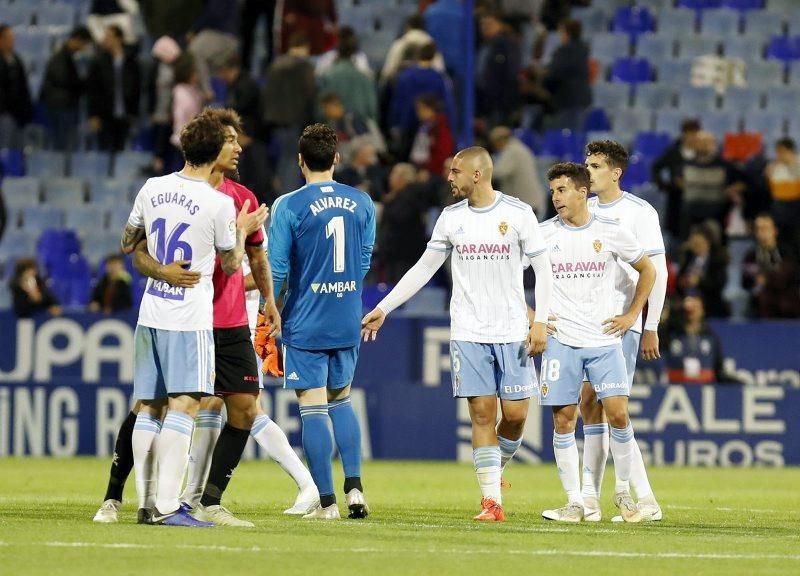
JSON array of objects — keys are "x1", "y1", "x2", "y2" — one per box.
[{"x1": 200, "y1": 424, "x2": 250, "y2": 507}]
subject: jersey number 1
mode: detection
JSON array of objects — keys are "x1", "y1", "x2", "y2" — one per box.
[
  {"x1": 150, "y1": 218, "x2": 193, "y2": 264},
  {"x1": 325, "y1": 216, "x2": 345, "y2": 273}
]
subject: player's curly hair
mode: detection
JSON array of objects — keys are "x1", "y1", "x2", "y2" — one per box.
[
  {"x1": 299, "y1": 123, "x2": 338, "y2": 172},
  {"x1": 586, "y1": 139, "x2": 629, "y2": 172},
  {"x1": 546, "y1": 162, "x2": 591, "y2": 191},
  {"x1": 179, "y1": 112, "x2": 225, "y2": 167},
  {"x1": 199, "y1": 107, "x2": 245, "y2": 135}
]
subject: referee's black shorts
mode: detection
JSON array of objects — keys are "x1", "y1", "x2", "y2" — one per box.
[{"x1": 213, "y1": 326, "x2": 259, "y2": 396}]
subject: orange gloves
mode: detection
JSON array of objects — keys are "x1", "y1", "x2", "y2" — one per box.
[{"x1": 254, "y1": 311, "x2": 283, "y2": 377}]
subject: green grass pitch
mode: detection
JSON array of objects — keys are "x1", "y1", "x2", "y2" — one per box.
[{"x1": 1, "y1": 459, "x2": 798, "y2": 575}]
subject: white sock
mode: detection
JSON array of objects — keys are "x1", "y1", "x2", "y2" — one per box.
[
  {"x1": 497, "y1": 434, "x2": 522, "y2": 470},
  {"x1": 627, "y1": 440, "x2": 654, "y2": 501},
  {"x1": 251, "y1": 414, "x2": 315, "y2": 491},
  {"x1": 180, "y1": 410, "x2": 222, "y2": 507},
  {"x1": 473, "y1": 446, "x2": 502, "y2": 504},
  {"x1": 155, "y1": 411, "x2": 194, "y2": 515},
  {"x1": 609, "y1": 424, "x2": 636, "y2": 494},
  {"x1": 581, "y1": 423, "x2": 608, "y2": 501},
  {"x1": 553, "y1": 431, "x2": 583, "y2": 505},
  {"x1": 132, "y1": 412, "x2": 161, "y2": 510}
]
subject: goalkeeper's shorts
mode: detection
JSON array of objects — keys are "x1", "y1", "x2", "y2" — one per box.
[{"x1": 281, "y1": 343, "x2": 360, "y2": 391}]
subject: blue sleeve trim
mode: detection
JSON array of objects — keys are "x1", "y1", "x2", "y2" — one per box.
[
  {"x1": 525, "y1": 248, "x2": 546, "y2": 258},
  {"x1": 644, "y1": 249, "x2": 665, "y2": 256}
]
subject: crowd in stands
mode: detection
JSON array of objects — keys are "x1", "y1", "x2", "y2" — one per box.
[{"x1": 1, "y1": 0, "x2": 799, "y2": 346}]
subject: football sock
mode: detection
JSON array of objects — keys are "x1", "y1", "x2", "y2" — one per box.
[
  {"x1": 103, "y1": 410, "x2": 136, "y2": 502},
  {"x1": 132, "y1": 412, "x2": 161, "y2": 510},
  {"x1": 299, "y1": 405, "x2": 335, "y2": 505},
  {"x1": 609, "y1": 424, "x2": 636, "y2": 493},
  {"x1": 328, "y1": 397, "x2": 362, "y2": 488},
  {"x1": 553, "y1": 431, "x2": 583, "y2": 505},
  {"x1": 155, "y1": 411, "x2": 194, "y2": 515},
  {"x1": 251, "y1": 414, "x2": 316, "y2": 491},
  {"x1": 627, "y1": 439, "x2": 655, "y2": 501},
  {"x1": 473, "y1": 446, "x2": 502, "y2": 504},
  {"x1": 181, "y1": 410, "x2": 223, "y2": 507},
  {"x1": 200, "y1": 424, "x2": 250, "y2": 507},
  {"x1": 581, "y1": 423, "x2": 609, "y2": 501},
  {"x1": 497, "y1": 434, "x2": 522, "y2": 470}
]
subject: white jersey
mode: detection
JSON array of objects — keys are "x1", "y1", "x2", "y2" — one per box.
[
  {"x1": 427, "y1": 191, "x2": 547, "y2": 343},
  {"x1": 540, "y1": 214, "x2": 644, "y2": 348},
  {"x1": 128, "y1": 172, "x2": 237, "y2": 331},
  {"x1": 588, "y1": 192, "x2": 665, "y2": 333}
]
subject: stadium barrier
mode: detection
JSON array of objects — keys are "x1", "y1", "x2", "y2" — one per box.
[{"x1": 0, "y1": 312, "x2": 797, "y2": 466}]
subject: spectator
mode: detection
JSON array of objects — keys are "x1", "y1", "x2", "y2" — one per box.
[
  {"x1": 41, "y1": 26, "x2": 94, "y2": 151},
  {"x1": 187, "y1": 0, "x2": 241, "y2": 99},
  {"x1": 476, "y1": 12, "x2": 521, "y2": 126},
  {"x1": 89, "y1": 254, "x2": 133, "y2": 314},
  {"x1": 87, "y1": 0, "x2": 141, "y2": 45},
  {"x1": 542, "y1": 18, "x2": 590, "y2": 130},
  {"x1": 219, "y1": 54, "x2": 262, "y2": 138},
  {"x1": 742, "y1": 213, "x2": 800, "y2": 318},
  {"x1": 87, "y1": 25, "x2": 141, "y2": 152},
  {"x1": 423, "y1": 0, "x2": 466, "y2": 78},
  {"x1": 489, "y1": 126, "x2": 546, "y2": 217},
  {"x1": 262, "y1": 33, "x2": 316, "y2": 192},
  {"x1": 680, "y1": 131, "x2": 747, "y2": 241},
  {"x1": 239, "y1": 0, "x2": 278, "y2": 70},
  {"x1": 320, "y1": 92, "x2": 384, "y2": 163},
  {"x1": 381, "y1": 14, "x2": 446, "y2": 84},
  {"x1": 147, "y1": 35, "x2": 182, "y2": 175},
  {"x1": 336, "y1": 137, "x2": 386, "y2": 201},
  {"x1": 279, "y1": 0, "x2": 337, "y2": 56},
  {"x1": 765, "y1": 137, "x2": 800, "y2": 248},
  {"x1": 236, "y1": 131, "x2": 276, "y2": 207},
  {"x1": 169, "y1": 55, "x2": 205, "y2": 155},
  {"x1": 652, "y1": 118, "x2": 701, "y2": 239},
  {"x1": 0, "y1": 24, "x2": 33, "y2": 150},
  {"x1": 317, "y1": 31, "x2": 377, "y2": 123},
  {"x1": 316, "y1": 26, "x2": 372, "y2": 78},
  {"x1": 378, "y1": 163, "x2": 431, "y2": 283},
  {"x1": 10, "y1": 258, "x2": 61, "y2": 318},
  {"x1": 409, "y1": 94, "x2": 454, "y2": 177},
  {"x1": 140, "y1": 0, "x2": 203, "y2": 40},
  {"x1": 677, "y1": 223, "x2": 730, "y2": 318}
]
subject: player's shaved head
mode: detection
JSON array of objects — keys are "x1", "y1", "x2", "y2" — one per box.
[{"x1": 454, "y1": 147, "x2": 493, "y2": 180}]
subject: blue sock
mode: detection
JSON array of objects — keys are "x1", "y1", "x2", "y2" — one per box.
[
  {"x1": 497, "y1": 435, "x2": 522, "y2": 469},
  {"x1": 328, "y1": 396, "x2": 362, "y2": 485},
  {"x1": 299, "y1": 405, "x2": 334, "y2": 502}
]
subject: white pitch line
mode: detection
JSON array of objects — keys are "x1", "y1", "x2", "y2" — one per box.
[
  {"x1": 666, "y1": 505, "x2": 800, "y2": 515},
  {"x1": 1, "y1": 542, "x2": 796, "y2": 562}
]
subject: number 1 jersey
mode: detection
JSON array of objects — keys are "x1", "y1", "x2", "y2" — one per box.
[
  {"x1": 268, "y1": 180, "x2": 376, "y2": 350},
  {"x1": 128, "y1": 173, "x2": 237, "y2": 331}
]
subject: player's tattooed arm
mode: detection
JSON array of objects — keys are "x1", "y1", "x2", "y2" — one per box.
[
  {"x1": 120, "y1": 224, "x2": 145, "y2": 255},
  {"x1": 132, "y1": 239, "x2": 200, "y2": 287},
  {"x1": 246, "y1": 244, "x2": 281, "y2": 337},
  {"x1": 219, "y1": 226, "x2": 246, "y2": 275}
]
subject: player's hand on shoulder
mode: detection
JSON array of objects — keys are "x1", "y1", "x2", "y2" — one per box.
[
  {"x1": 602, "y1": 313, "x2": 635, "y2": 337},
  {"x1": 361, "y1": 308, "x2": 386, "y2": 342},
  {"x1": 640, "y1": 329, "x2": 660, "y2": 361},
  {"x1": 526, "y1": 321, "x2": 548, "y2": 356},
  {"x1": 236, "y1": 199, "x2": 269, "y2": 235},
  {"x1": 159, "y1": 260, "x2": 201, "y2": 287}
]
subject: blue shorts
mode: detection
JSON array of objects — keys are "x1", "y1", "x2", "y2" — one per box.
[
  {"x1": 450, "y1": 340, "x2": 537, "y2": 400},
  {"x1": 539, "y1": 336, "x2": 629, "y2": 406},
  {"x1": 281, "y1": 343, "x2": 359, "y2": 390},
  {"x1": 133, "y1": 325, "x2": 215, "y2": 400}
]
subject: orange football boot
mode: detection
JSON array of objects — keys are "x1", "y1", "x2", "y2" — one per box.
[{"x1": 473, "y1": 498, "x2": 505, "y2": 521}]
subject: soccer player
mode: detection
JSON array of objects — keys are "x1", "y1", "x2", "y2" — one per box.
[
  {"x1": 538, "y1": 162, "x2": 655, "y2": 523},
  {"x1": 268, "y1": 124, "x2": 376, "y2": 520},
  {"x1": 121, "y1": 112, "x2": 264, "y2": 527},
  {"x1": 579, "y1": 140, "x2": 667, "y2": 522},
  {"x1": 361, "y1": 146, "x2": 553, "y2": 522}
]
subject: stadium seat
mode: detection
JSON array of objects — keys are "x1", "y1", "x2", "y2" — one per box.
[
  {"x1": 64, "y1": 206, "x2": 109, "y2": 233},
  {"x1": 743, "y1": 11, "x2": 785, "y2": 38},
  {"x1": 540, "y1": 129, "x2": 587, "y2": 161},
  {"x1": 609, "y1": 108, "x2": 653, "y2": 136},
  {"x1": 743, "y1": 111, "x2": 786, "y2": 137},
  {"x1": 108, "y1": 205, "x2": 133, "y2": 231},
  {"x1": 635, "y1": 33, "x2": 675, "y2": 61},
  {"x1": 13, "y1": 28, "x2": 51, "y2": 60},
  {"x1": 0, "y1": 148, "x2": 25, "y2": 177},
  {"x1": 699, "y1": 8, "x2": 742, "y2": 38},
  {"x1": 636, "y1": 0, "x2": 667, "y2": 12},
  {"x1": 676, "y1": 85, "x2": 718, "y2": 110},
  {"x1": 722, "y1": 132, "x2": 764, "y2": 161},
  {"x1": 43, "y1": 177, "x2": 86, "y2": 207},
  {"x1": 70, "y1": 151, "x2": 111, "y2": 179},
  {"x1": 785, "y1": 116, "x2": 800, "y2": 140},
  {"x1": 769, "y1": 0, "x2": 799, "y2": 11},
  {"x1": 610, "y1": 57, "x2": 653, "y2": 84},
  {"x1": 26, "y1": 150, "x2": 67, "y2": 178},
  {"x1": 723, "y1": 36, "x2": 765, "y2": 60},
  {"x1": 22, "y1": 206, "x2": 64, "y2": 230},
  {"x1": 621, "y1": 154, "x2": 651, "y2": 187},
  {"x1": 787, "y1": 10, "x2": 800, "y2": 36},
  {"x1": 3, "y1": 4, "x2": 35, "y2": 26},
  {"x1": 112, "y1": 151, "x2": 150, "y2": 179},
  {"x1": 35, "y1": 2, "x2": 76, "y2": 27},
  {"x1": 633, "y1": 131, "x2": 672, "y2": 159},
  {"x1": 49, "y1": 254, "x2": 92, "y2": 307},
  {"x1": 571, "y1": 6, "x2": 609, "y2": 35},
  {"x1": 89, "y1": 178, "x2": 132, "y2": 206},
  {"x1": 677, "y1": 35, "x2": 720, "y2": 59},
  {"x1": 746, "y1": 60, "x2": 784, "y2": 85},
  {"x1": 633, "y1": 83, "x2": 675, "y2": 109},
  {"x1": 703, "y1": 110, "x2": 742, "y2": 136},
  {"x1": 583, "y1": 108, "x2": 612, "y2": 132},
  {"x1": 722, "y1": 0, "x2": 765, "y2": 11},
  {"x1": 612, "y1": 7, "x2": 655, "y2": 37},
  {"x1": 721, "y1": 86, "x2": 763, "y2": 112},
  {"x1": 655, "y1": 59, "x2": 694, "y2": 84},
  {"x1": 657, "y1": 9, "x2": 698, "y2": 37},
  {"x1": 0, "y1": 231, "x2": 37, "y2": 259},
  {"x1": 592, "y1": 82, "x2": 630, "y2": 109},
  {"x1": 788, "y1": 60, "x2": 800, "y2": 83},
  {"x1": 678, "y1": 0, "x2": 723, "y2": 8},
  {"x1": 655, "y1": 108, "x2": 693, "y2": 135},
  {"x1": 764, "y1": 85, "x2": 800, "y2": 109},
  {"x1": 766, "y1": 36, "x2": 800, "y2": 62},
  {"x1": 2, "y1": 177, "x2": 42, "y2": 207},
  {"x1": 591, "y1": 33, "x2": 631, "y2": 65}
]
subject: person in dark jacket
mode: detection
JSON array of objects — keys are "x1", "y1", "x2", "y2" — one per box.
[
  {"x1": 87, "y1": 25, "x2": 141, "y2": 151},
  {"x1": 677, "y1": 223, "x2": 730, "y2": 318},
  {"x1": 89, "y1": 253, "x2": 133, "y2": 314},
  {"x1": 0, "y1": 24, "x2": 33, "y2": 149},
  {"x1": 476, "y1": 12, "x2": 521, "y2": 126},
  {"x1": 10, "y1": 258, "x2": 61, "y2": 318},
  {"x1": 543, "y1": 18, "x2": 591, "y2": 131},
  {"x1": 220, "y1": 54, "x2": 262, "y2": 138},
  {"x1": 41, "y1": 26, "x2": 93, "y2": 151}
]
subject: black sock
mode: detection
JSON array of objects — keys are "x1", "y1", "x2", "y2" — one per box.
[
  {"x1": 103, "y1": 411, "x2": 136, "y2": 502},
  {"x1": 200, "y1": 424, "x2": 250, "y2": 507},
  {"x1": 320, "y1": 494, "x2": 337, "y2": 508},
  {"x1": 344, "y1": 477, "x2": 363, "y2": 494}
]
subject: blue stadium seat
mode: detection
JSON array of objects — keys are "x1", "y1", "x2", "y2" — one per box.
[
  {"x1": 70, "y1": 151, "x2": 111, "y2": 179},
  {"x1": 49, "y1": 254, "x2": 92, "y2": 307},
  {"x1": 609, "y1": 108, "x2": 653, "y2": 135},
  {"x1": 22, "y1": 206, "x2": 64, "y2": 230},
  {"x1": 743, "y1": 11, "x2": 785, "y2": 38},
  {"x1": 592, "y1": 82, "x2": 630, "y2": 109},
  {"x1": 699, "y1": 8, "x2": 742, "y2": 38},
  {"x1": 746, "y1": 60, "x2": 784, "y2": 85},
  {"x1": 788, "y1": 60, "x2": 800, "y2": 83},
  {"x1": 787, "y1": 10, "x2": 800, "y2": 36},
  {"x1": 612, "y1": 7, "x2": 655, "y2": 37},
  {"x1": 2, "y1": 177, "x2": 42, "y2": 207},
  {"x1": 633, "y1": 131, "x2": 672, "y2": 159},
  {"x1": 657, "y1": 9, "x2": 698, "y2": 37},
  {"x1": 0, "y1": 231, "x2": 37, "y2": 259},
  {"x1": 766, "y1": 36, "x2": 800, "y2": 62},
  {"x1": 610, "y1": 57, "x2": 653, "y2": 84},
  {"x1": 112, "y1": 151, "x2": 150, "y2": 179},
  {"x1": 655, "y1": 108, "x2": 693, "y2": 135},
  {"x1": 635, "y1": 33, "x2": 674, "y2": 61},
  {"x1": 108, "y1": 205, "x2": 133, "y2": 231},
  {"x1": 721, "y1": 86, "x2": 763, "y2": 112},
  {"x1": 703, "y1": 110, "x2": 742, "y2": 136},
  {"x1": 621, "y1": 154, "x2": 651, "y2": 187},
  {"x1": 655, "y1": 59, "x2": 694, "y2": 84},
  {"x1": 633, "y1": 83, "x2": 675, "y2": 109},
  {"x1": 743, "y1": 111, "x2": 786, "y2": 138},
  {"x1": 27, "y1": 150, "x2": 67, "y2": 178},
  {"x1": 583, "y1": 108, "x2": 612, "y2": 132},
  {"x1": 0, "y1": 148, "x2": 25, "y2": 177},
  {"x1": 764, "y1": 85, "x2": 800, "y2": 109},
  {"x1": 35, "y1": 2, "x2": 76, "y2": 27},
  {"x1": 43, "y1": 177, "x2": 86, "y2": 207},
  {"x1": 541, "y1": 129, "x2": 587, "y2": 161},
  {"x1": 678, "y1": 0, "x2": 723, "y2": 8},
  {"x1": 677, "y1": 35, "x2": 720, "y2": 58},
  {"x1": 786, "y1": 116, "x2": 800, "y2": 139},
  {"x1": 723, "y1": 36, "x2": 765, "y2": 60},
  {"x1": 571, "y1": 7, "x2": 609, "y2": 35},
  {"x1": 676, "y1": 85, "x2": 718, "y2": 109},
  {"x1": 722, "y1": 0, "x2": 765, "y2": 11},
  {"x1": 89, "y1": 178, "x2": 132, "y2": 206},
  {"x1": 590, "y1": 33, "x2": 630, "y2": 65},
  {"x1": 64, "y1": 206, "x2": 109, "y2": 233}
]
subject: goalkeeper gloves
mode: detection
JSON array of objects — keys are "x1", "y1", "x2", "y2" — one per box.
[{"x1": 254, "y1": 311, "x2": 283, "y2": 377}]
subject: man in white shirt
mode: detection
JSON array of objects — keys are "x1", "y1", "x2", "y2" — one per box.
[
  {"x1": 361, "y1": 147, "x2": 553, "y2": 521},
  {"x1": 537, "y1": 162, "x2": 655, "y2": 523}
]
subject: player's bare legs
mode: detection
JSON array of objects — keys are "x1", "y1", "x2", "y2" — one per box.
[
  {"x1": 599, "y1": 395, "x2": 642, "y2": 523},
  {"x1": 496, "y1": 398, "x2": 529, "y2": 488},
  {"x1": 297, "y1": 387, "x2": 339, "y2": 519},
  {"x1": 578, "y1": 383, "x2": 607, "y2": 520},
  {"x1": 468, "y1": 395, "x2": 505, "y2": 521},
  {"x1": 542, "y1": 404, "x2": 584, "y2": 522}
]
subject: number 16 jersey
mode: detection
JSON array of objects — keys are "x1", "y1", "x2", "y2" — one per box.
[{"x1": 128, "y1": 172, "x2": 237, "y2": 331}]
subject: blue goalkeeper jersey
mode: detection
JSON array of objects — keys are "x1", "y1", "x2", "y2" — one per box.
[{"x1": 268, "y1": 180, "x2": 376, "y2": 350}]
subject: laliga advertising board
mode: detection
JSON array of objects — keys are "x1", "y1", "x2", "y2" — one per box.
[{"x1": 0, "y1": 312, "x2": 798, "y2": 466}]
